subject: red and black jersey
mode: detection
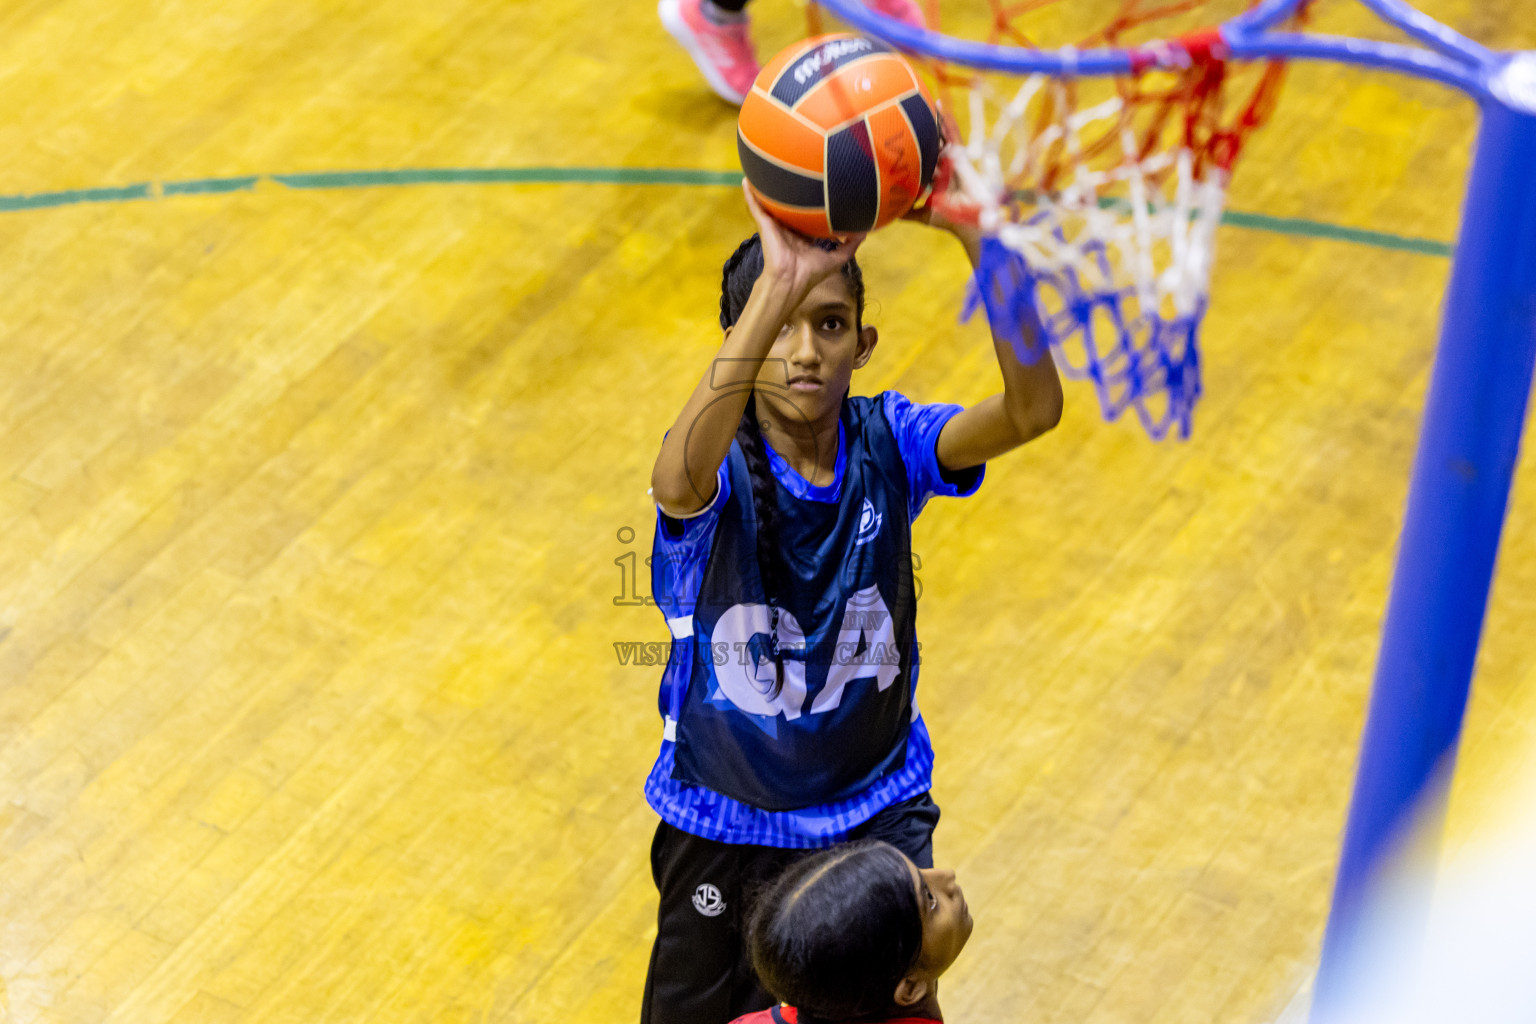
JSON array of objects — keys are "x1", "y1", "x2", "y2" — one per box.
[{"x1": 730, "y1": 1006, "x2": 941, "y2": 1024}]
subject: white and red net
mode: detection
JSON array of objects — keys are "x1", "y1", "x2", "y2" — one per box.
[{"x1": 810, "y1": 1, "x2": 1308, "y2": 438}]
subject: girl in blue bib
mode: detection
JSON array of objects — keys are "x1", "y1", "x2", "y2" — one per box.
[{"x1": 642, "y1": 183, "x2": 1062, "y2": 1024}]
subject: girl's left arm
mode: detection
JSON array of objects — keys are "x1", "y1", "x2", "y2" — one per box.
[{"x1": 923, "y1": 219, "x2": 1064, "y2": 472}]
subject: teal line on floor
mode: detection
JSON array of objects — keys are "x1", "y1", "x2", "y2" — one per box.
[
  {"x1": 1221, "y1": 209, "x2": 1454, "y2": 258},
  {"x1": 272, "y1": 166, "x2": 743, "y2": 188},
  {"x1": 0, "y1": 165, "x2": 1455, "y2": 257},
  {"x1": 0, "y1": 183, "x2": 153, "y2": 212}
]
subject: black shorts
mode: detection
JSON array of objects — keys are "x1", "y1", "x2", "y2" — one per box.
[{"x1": 639, "y1": 792, "x2": 940, "y2": 1024}]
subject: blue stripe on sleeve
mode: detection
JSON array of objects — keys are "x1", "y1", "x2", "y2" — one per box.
[
  {"x1": 652, "y1": 465, "x2": 729, "y2": 723},
  {"x1": 881, "y1": 392, "x2": 985, "y2": 519}
]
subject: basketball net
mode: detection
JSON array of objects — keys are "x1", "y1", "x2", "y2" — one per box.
[{"x1": 808, "y1": 1, "x2": 1304, "y2": 439}]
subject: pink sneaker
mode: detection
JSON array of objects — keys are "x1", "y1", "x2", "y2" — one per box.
[
  {"x1": 658, "y1": 0, "x2": 761, "y2": 106},
  {"x1": 866, "y1": 0, "x2": 928, "y2": 30}
]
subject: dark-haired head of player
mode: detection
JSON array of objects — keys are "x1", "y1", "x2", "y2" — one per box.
[
  {"x1": 718, "y1": 229, "x2": 874, "y2": 696},
  {"x1": 741, "y1": 840, "x2": 973, "y2": 1024},
  {"x1": 718, "y1": 228, "x2": 872, "y2": 422}
]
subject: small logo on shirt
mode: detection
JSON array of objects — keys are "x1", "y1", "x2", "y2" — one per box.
[
  {"x1": 855, "y1": 499, "x2": 883, "y2": 547},
  {"x1": 692, "y1": 883, "x2": 726, "y2": 917}
]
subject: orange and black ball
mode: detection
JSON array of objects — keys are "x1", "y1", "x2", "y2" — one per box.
[{"x1": 738, "y1": 34, "x2": 941, "y2": 237}]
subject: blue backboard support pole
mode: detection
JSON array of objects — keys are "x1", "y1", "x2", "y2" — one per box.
[{"x1": 1310, "y1": 56, "x2": 1536, "y2": 1021}]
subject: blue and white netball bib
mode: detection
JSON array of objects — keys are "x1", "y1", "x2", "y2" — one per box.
[{"x1": 671, "y1": 397, "x2": 919, "y2": 811}]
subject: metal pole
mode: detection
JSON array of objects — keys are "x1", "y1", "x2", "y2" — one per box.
[{"x1": 1311, "y1": 55, "x2": 1536, "y2": 1021}]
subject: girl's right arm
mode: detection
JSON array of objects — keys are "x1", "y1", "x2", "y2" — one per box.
[{"x1": 649, "y1": 186, "x2": 863, "y2": 517}]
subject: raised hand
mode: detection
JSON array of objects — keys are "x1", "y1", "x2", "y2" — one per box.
[
  {"x1": 902, "y1": 103, "x2": 983, "y2": 244},
  {"x1": 743, "y1": 181, "x2": 865, "y2": 300}
]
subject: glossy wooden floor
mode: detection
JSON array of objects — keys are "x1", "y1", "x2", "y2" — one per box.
[{"x1": 1, "y1": 1, "x2": 1533, "y2": 1022}]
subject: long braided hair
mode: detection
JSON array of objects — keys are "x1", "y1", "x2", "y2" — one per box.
[{"x1": 718, "y1": 234, "x2": 865, "y2": 697}]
